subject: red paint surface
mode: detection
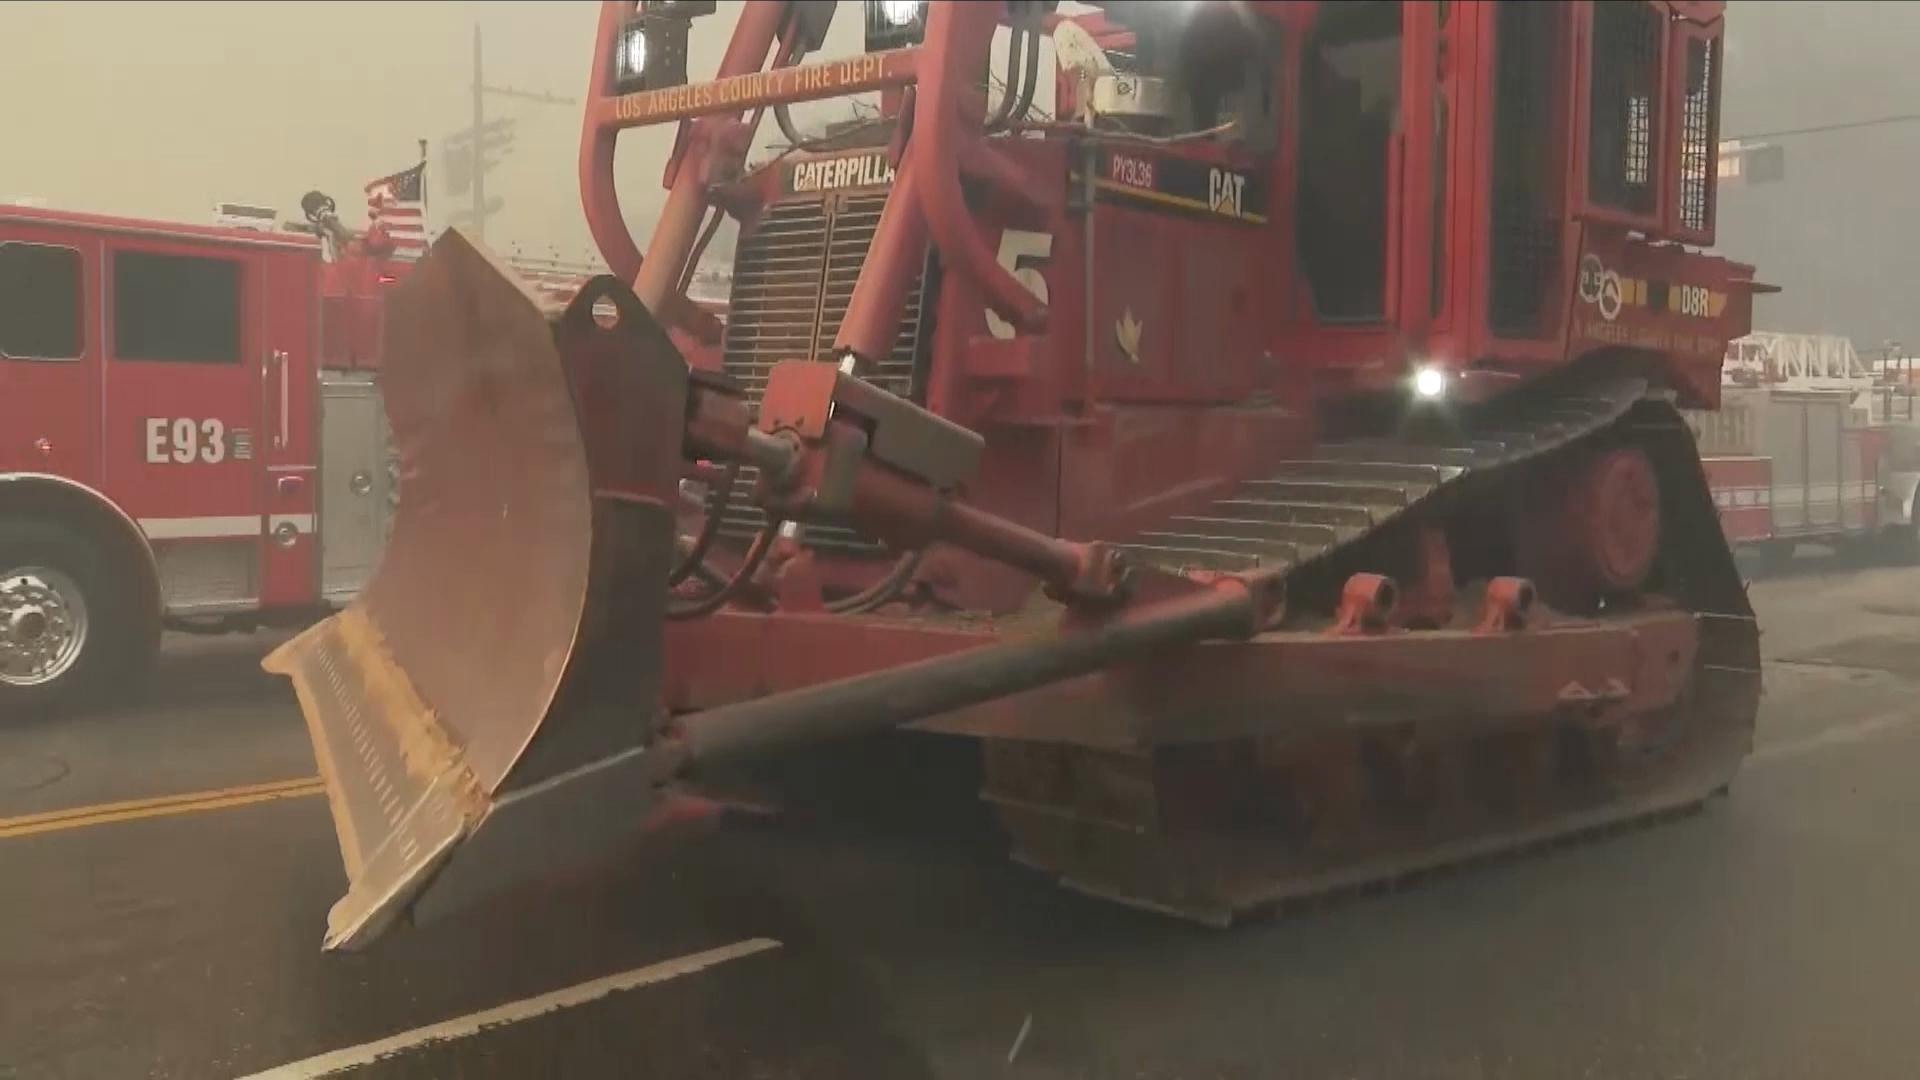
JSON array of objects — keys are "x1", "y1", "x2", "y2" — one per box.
[
  {"x1": 1, "y1": 203, "x2": 398, "y2": 617},
  {"x1": 581, "y1": 2, "x2": 1750, "y2": 728}
]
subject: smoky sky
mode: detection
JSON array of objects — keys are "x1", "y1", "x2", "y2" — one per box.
[
  {"x1": 4, "y1": 0, "x2": 1907, "y2": 349},
  {"x1": 1713, "y1": 1, "x2": 1920, "y2": 350},
  {"x1": 0, "y1": 1, "x2": 860, "y2": 264}
]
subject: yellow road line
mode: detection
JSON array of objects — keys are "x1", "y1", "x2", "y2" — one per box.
[{"x1": 0, "y1": 776, "x2": 326, "y2": 839}]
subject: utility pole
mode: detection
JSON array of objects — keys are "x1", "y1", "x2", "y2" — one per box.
[
  {"x1": 446, "y1": 24, "x2": 575, "y2": 240},
  {"x1": 471, "y1": 24, "x2": 486, "y2": 240}
]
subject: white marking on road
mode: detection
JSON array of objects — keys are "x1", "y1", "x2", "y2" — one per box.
[
  {"x1": 1753, "y1": 710, "x2": 1920, "y2": 765},
  {"x1": 233, "y1": 938, "x2": 783, "y2": 1079},
  {"x1": 1008, "y1": 1013, "x2": 1033, "y2": 1063}
]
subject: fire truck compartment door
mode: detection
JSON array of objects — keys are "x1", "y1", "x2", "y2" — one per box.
[
  {"x1": 319, "y1": 371, "x2": 393, "y2": 602},
  {"x1": 1805, "y1": 399, "x2": 1844, "y2": 529}
]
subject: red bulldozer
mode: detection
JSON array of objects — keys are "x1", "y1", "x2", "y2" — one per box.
[{"x1": 267, "y1": 0, "x2": 1764, "y2": 949}]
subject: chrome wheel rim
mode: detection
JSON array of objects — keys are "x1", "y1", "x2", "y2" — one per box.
[{"x1": 0, "y1": 566, "x2": 90, "y2": 687}]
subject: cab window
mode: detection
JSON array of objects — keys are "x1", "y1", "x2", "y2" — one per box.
[
  {"x1": 0, "y1": 242, "x2": 83, "y2": 360},
  {"x1": 113, "y1": 250, "x2": 240, "y2": 364},
  {"x1": 1296, "y1": 0, "x2": 1403, "y2": 322}
]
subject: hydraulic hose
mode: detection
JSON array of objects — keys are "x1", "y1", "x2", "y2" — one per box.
[
  {"x1": 1010, "y1": 22, "x2": 1041, "y2": 128},
  {"x1": 665, "y1": 518, "x2": 783, "y2": 621},
  {"x1": 668, "y1": 464, "x2": 741, "y2": 587},
  {"x1": 824, "y1": 547, "x2": 926, "y2": 615},
  {"x1": 985, "y1": 27, "x2": 1027, "y2": 132}
]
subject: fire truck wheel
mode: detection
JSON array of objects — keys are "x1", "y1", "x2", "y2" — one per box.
[{"x1": 0, "y1": 520, "x2": 152, "y2": 716}]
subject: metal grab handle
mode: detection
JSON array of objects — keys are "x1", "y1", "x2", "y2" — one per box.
[
  {"x1": 271, "y1": 349, "x2": 290, "y2": 450},
  {"x1": 349, "y1": 470, "x2": 373, "y2": 496}
]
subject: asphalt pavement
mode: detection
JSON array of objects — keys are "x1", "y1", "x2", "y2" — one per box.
[{"x1": 6, "y1": 551, "x2": 1920, "y2": 1079}]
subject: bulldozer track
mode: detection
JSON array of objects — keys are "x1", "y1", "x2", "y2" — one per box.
[
  {"x1": 1043, "y1": 790, "x2": 1723, "y2": 929},
  {"x1": 1117, "y1": 373, "x2": 1654, "y2": 583},
  {"x1": 982, "y1": 365, "x2": 1763, "y2": 924}
]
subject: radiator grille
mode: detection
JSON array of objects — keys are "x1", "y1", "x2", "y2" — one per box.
[
  {"x1": 717, "y1": 191, "x2": 929, "y2": 553},
  {"x1": 1677, "y1": 35, "x2": 1720, "y2": 235},
  {"x1": 1587, "y1": 0, "x2": 1662, "y2": 217}
]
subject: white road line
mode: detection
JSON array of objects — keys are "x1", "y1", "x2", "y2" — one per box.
[{"x1": 234, "y1": 938, "x2": 782, "y2": 1079}]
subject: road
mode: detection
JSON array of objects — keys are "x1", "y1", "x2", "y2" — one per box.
[{"x1": 6, "y1": 554, "x2": 1920, "y2": 1079}]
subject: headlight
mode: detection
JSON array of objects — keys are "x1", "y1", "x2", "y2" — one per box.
[
  {"x1": 618, "y1": 27, "x2": 648, "y2": 83},
  {"x1": 865, "y1": 0, "x2": 929, "y2": 51},
  {"x1": 1413, "y1": 365, "x2": 1448, "y2": 400},
  {"x1": 613, "y1": 8, "x2": 704, "y2": 94},
  {"x1": 878, "y1": 0, "x2": 923, "y2": 26}
]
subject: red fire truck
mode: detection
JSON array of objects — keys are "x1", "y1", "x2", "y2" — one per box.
[
  {"x1": 0, "y1": 200, "x2": 407, "y2": 711},
  {"x1": 1687, "y1": 332, "x2": 1920, "y2": 565}
]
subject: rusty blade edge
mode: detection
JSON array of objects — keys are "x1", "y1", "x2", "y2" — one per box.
[
  {"x1": 264, "y1": 609, "x2": 490, "y2": 949},
  {"x1": 325, "y1": 776, "x2": 467, "y2": 951},
  {"x1": 264, "y1": 618, "x2": 372, "y2": 876}
]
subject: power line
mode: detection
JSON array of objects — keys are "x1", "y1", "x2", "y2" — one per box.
[
  {"x1": 454, "y1": 24, "x2": 573, "y2": 240},
  {"x1": 1725, "y1": 113, "x2": 1920, "y2": 142},
  {"x1": 484, "y1": 84, "x2": 576, "y2": 107}
]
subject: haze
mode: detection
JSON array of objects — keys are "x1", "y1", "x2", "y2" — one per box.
[
  {"x1": 0, "y1": 1, "x2": 868, "y2": 265},
  {"x1": 4, "y1": 1, "x2": 1916, "y2": 343}
]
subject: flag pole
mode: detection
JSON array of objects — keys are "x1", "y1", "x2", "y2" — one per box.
[{"x1": 418, "y1": 137, "x2": 430, "y2": 241}]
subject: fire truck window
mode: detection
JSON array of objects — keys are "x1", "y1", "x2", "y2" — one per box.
[
  {"x1": 1296, "y1": 0, "x2": 1402, "y2": 322},
  {"x1": 112, "y1": 250, "x2": 240, "y2": 364},
  {"x1": 0, "y1": 243, "x2": 82, "y2": 361}
]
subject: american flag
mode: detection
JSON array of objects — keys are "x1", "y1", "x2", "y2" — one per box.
[{"x1": 364, "y1": 161, "x2": 427, "y2": 256}]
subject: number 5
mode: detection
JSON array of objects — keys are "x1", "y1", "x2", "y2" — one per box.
[{"x1": 985, "y1": 229, "x2": 1053, "y2": 340}]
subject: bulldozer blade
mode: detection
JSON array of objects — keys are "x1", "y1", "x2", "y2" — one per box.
[{"x1": 266, "y1": 231, "x2": 685, "y2": 950}]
